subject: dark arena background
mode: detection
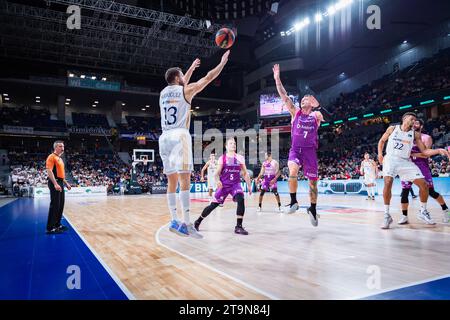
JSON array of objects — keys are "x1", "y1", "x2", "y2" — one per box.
[{"x1": 0, "y1": 0, "x2": 449, "y2": 308}]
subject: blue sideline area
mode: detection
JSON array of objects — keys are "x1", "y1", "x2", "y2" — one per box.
[
  {"x1": 0, "y1": 197, "x2": 448, "y2": 300},
  {"x1": 363, "y1": 277, "x2": 450, "y2": 300},
  {"x1": 0, "y1": 198, "x2": 129, "y2": 300}
]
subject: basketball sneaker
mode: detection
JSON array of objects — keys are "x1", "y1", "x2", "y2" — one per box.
[
  {"x1": 256, "y1": 206, "x2": 262, "y2": 213},
  {"x1": 169, "y1": 220, "x2": 180, "y2": 233},
  {"x1": 187, "y1": 224, "x2": 203, "y2": 239},
  {"x1": 307, "y1": 207, "x2": 319, "y2": 227},
  {"x1": 276, "y1": 206, "x2": 283, "y2": 213},
  {"x1": 175, "y1": 222, "x2": 189, "y2": 237},
  {"x1": 398, "y1": 216, "x2": 408, "y2": 225},
  {"x1": 417, "y1": 210, "x2": 435, "y2": 225},
  {"x1": 381, "y1": 214, "x2": 393, "y2": 229},
  {"x1": 443, "y1": 209, "x2": 449, "y2": 224},
  {"x1": 234, "y1": 226, "x2": 249, "y2": 235},
  {"x1": 285, "y1": 202, "x2": 299, "y2": 214},
  {"x1": 57, "y1": 224, "x2": 69, "y2": 232},
  {"x1": 366, "y1": 196, "x2": 370, "y2": 200},
  {"x1": 372, "y1": 196, "x2": 376, "y2": 200}
]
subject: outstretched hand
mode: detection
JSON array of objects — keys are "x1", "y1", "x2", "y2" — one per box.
[
  {"x1": 438, "y1": 148, "x2": 450, "y2": 160},
  {"x1": 221, "y1": 50, "x2": 230, "y2": 64},
  {"x1": 273, "y1": 64, "x2": 280, "y2": 79},
  {"x1": 309, "y1": 95, "x2": 320, "y2": 109},
  {"x1": 190, "y1": 58, "x2": 201, "y2": 70}
]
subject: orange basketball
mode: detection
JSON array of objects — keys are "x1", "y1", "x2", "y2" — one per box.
[{"x1": 215, "y1": 28, "x2": 235, "y2": 49}]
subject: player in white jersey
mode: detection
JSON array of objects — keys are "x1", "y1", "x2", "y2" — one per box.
[
  {"x1": 377, "y1": 112, "x2": 449, "y2": 229},
  {"x1": 360, "y1": 153, "x2": 378, "y2": 200},
  {"x1": 159, "y1": 50, "x2": 230, "y2": 238},
  {"x1": 200, "y1": 153, "x2": 218, "y2": 198}
]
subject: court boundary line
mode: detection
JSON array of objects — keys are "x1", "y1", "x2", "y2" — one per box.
[
  {"x1": 349, "y1": 273, "x2": 450, "y2": 300},
  {"x1": 155, "y1": 223, "x2": 280, "y2": 300},
  {"x1": 64, "y1": 215, "x2": 136, "y2": 300},
  {"x1": 156, "y1": 208, "x2": 450, "y2": 301}
]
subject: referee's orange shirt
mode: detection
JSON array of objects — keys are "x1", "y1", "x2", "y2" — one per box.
[{"x1": 46, "y1": 153, "x2": 65, "y2": 179}]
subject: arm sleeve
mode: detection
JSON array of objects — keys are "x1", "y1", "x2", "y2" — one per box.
[{"x1": 45, "y1": 155, "x2": 54, "y2": 171}]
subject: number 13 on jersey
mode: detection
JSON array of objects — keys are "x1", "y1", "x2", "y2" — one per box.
[{"x1": 164, "y1": 106, "x2": 178, "y2": 126}]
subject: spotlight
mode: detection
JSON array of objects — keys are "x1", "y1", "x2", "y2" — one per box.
[
  {"x1": 314, "y1": 13, "x2": 323, "y2": 23},
  {"x1": 327, "y1": 5, "x2": 337, "y2": 15},
  {"x1": 80, "y1": 75, "x2": 86, "y2": 79},
  {"x1": 402, "y1": 40, "x2": 408, "y2": 44}
]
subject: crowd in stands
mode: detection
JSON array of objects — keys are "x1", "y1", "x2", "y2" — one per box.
[
  {"x1": 191, "y1": 113, "x2": 253, "y2": 132},
  {"x1": 6, "y1": 148, "x2": 168, "y2": 196},
  {"x1": 261, "y1": 48, "x2": 450, "y2": 129},
  {"x1": 71, "y1": 112, "x2": 110, "y2": 129},
  {"x1": 0, "y1": 106, "x2": 66, "y2": 131}
]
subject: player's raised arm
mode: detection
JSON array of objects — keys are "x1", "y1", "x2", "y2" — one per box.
[
  {"x1": 377, "y1": 126, "x2": 395, "y2": 164},
  {"x1": 184, "y1": 51, "x2": 230, "y2": 103},
  {"x1": 200, "y1": 161, "x2": 209, "y2": 182},
  {"x1": 183, "y1": 58, "x2": 200, "y2": 85},
  {"x1": 273, "y1": 64, "x2": 296, "y2": 118},
  {"x1": 414, "y1": 132, "x2": 450, "y2": 159}
]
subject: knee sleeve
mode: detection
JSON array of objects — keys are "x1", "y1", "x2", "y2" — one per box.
[
  {"x1": 235, "y1": 193, "x2": 245, "y2": 216},
  {"x1": 260, "y1": 189, "x2": 266, "y2": 196},
  {"x1": 429, "y1": 187, "x2": 440, "y2": 199},
  {"x1": 201, "y1": 202, "x2": 220, "y2": 218},
  {"x1": 272, "y1": 190, "x2": 279, "y2": 197},
  {"x1": 401, "y1": 188, "x2": 410, "y2": 204}
]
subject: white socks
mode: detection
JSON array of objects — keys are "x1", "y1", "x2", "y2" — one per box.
[
  {"x1": 420, "y1": 202, "x2": 427, "y2": 213},
  {"x1": 179, "y1": 190, "x2": 191, "y2": 224},
  {"x1": 167, "y1": 193, "x2": 178, "y2": 221},
  {"x1": 384, "y1": 205, "x2": 390, "y2": 215},
  {"x1": 367, "y1": 188, "x2": 373, "y2": 197}
]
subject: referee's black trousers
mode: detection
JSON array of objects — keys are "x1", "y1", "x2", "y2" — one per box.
[{"x1": 46, "y1": 179, "x2": 65, "y2": 231}]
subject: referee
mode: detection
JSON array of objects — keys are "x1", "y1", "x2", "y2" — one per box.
[{"x1": 46, "y1": 141, "x2": 71, "y2": 234}]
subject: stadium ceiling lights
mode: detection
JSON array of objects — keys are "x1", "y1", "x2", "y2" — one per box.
[
  {"x1": 68, "y1": 73, "x2": 75, "y2": 77},
  {"x1": 66, "y1": 98, "x2": 71, "y2": 102},
  {"x1": 91, "y1": 76, "x2": 96, "y2": 80},
  {"x1": 145, "y1": 105, "x2": 150, "y2": 108},
  {"x1": 92, "y1": 104, "x2": 96, "y2": 107},
  {"x1": 141, "y1": 108, "x2": 146, "y2": 111},
  {"x1": 281, "y1": 0, "x2": 353, "y2": 36},
  {"x1": 3, "y1": 93, "x2": 8, "y2": 96},
  {"x1": 122, "y1": 103, "x2": 126, "y2": 106},
  {"x1": 80, "y1": 75, "x2": 86, "y2": 79},
  {"x1": 195, "y1": 106, "x2": 200, "y2": 109},
  {"x1": 102, "y1": 77, "x2": 107, "y2": 81}
]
